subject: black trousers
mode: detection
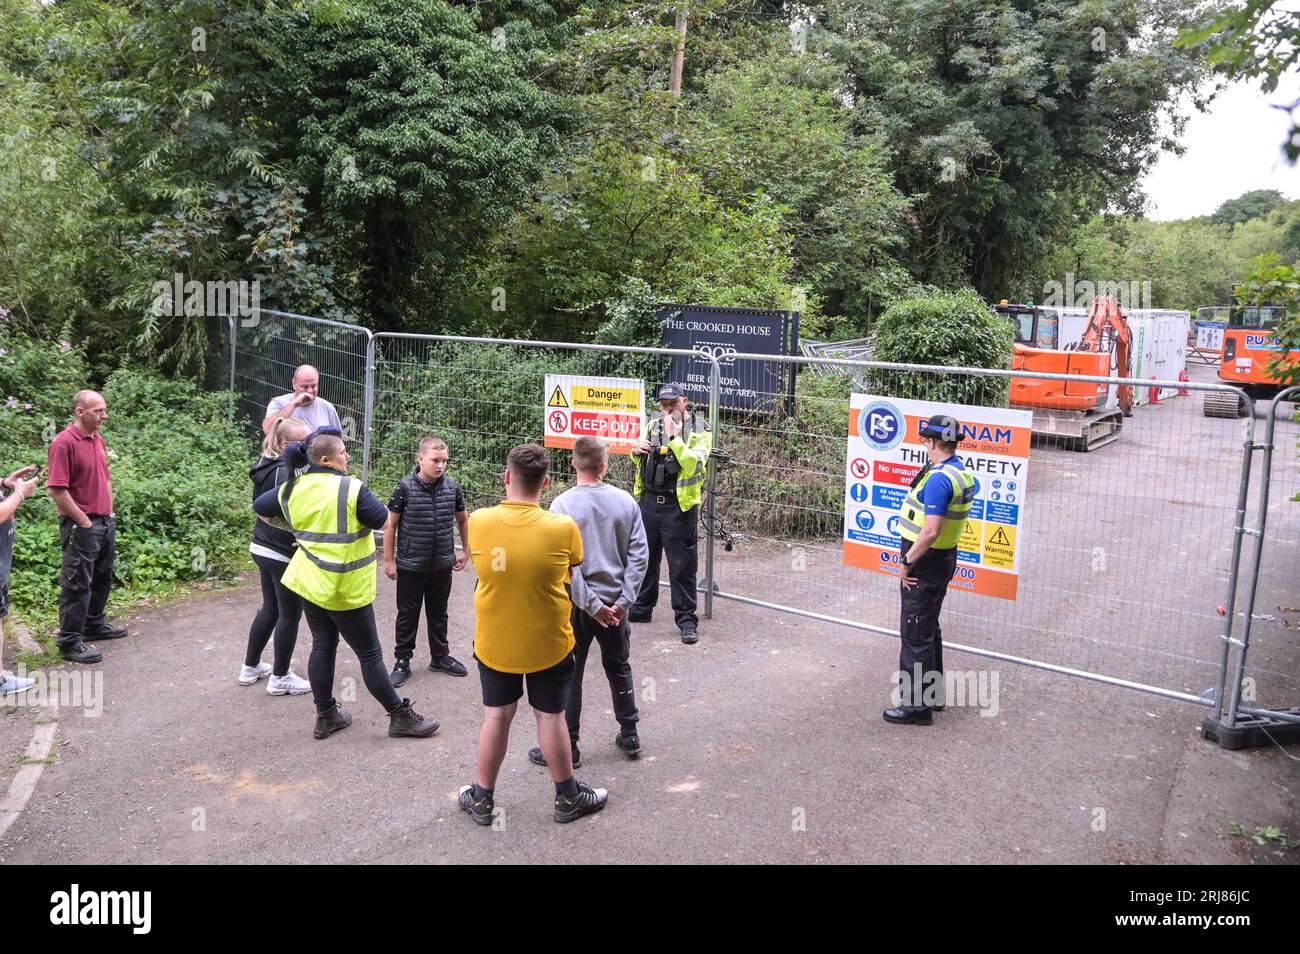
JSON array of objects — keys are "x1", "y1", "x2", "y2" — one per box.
[
  {"x1": 632, "y1": 494, "x2": 699, "y2": 629},
  {"x1": 393, "y1": 566, "x2": 453, "y2": 663},
  {"x1": 245, "y1": 554, "x2": 304, "y2": 675},
  {"x1": 566, "y1": 608, "x2": 638, "y2": 744},
  {"x1": 303, "y1": 601, "x2": 402, "y2": 714},
  {"x1": 897, "y1": 541, "x2": 957, "y2": 711},
  {"x1": 58, "y1": 515, "x2": 116, "y2": 648}
]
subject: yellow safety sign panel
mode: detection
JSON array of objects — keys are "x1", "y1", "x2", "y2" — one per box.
[
  {"x1": 982, "y1": 522, "x2": 1016, "y2": 569},
  {"x1": 570, "y1": 385, "x2": 640, "y2": 412},
  {"x1": 547, "y1": 385, "x2": 569, "y2": 408}
]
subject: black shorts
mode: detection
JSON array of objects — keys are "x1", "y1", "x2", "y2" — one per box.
[
  {"x1": 0, "y1": 582, "x2": 8, "y2": 619},
  {"x1": 476, "y1": 652, "x2": 576, "y2": 714}
]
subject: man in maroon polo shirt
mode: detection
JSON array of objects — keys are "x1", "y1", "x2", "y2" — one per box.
[{"x1": 47, "y1": 390, "x2": 127, "y2": 664}]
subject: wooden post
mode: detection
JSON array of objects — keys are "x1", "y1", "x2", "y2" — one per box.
[{"x1": 670, "y1": 6, "x2": 688, "y2": 124}]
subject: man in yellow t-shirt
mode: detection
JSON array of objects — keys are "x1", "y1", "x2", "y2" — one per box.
[{"x1": 458, "y1": 443, "x2": 610, "y2": 826}]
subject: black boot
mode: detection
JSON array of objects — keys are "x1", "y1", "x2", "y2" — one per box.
[
  {"x1": 313, "y1": 703, "x2": 353, "y2": 739},
  {"x1": 389, "y1": 698, "x2": 439, "y2": 738},
  {"x1": 60, "y1": 641, "x2": 103, "y2": 664},
  {"x1": 882, "y1": 706, "x2": 933, "y2": 726}
]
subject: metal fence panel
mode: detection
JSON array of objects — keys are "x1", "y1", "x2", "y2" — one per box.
[
  {"x1": 228, "y1": 310, "x2": 372, "y2": 444},
  {"x1": 1228, "y1": 387, "x2": 1300, "y2": 725},
  {"x1": 203, "y1": 311, "x2": 1296, "y2": 721},
  {"x1": 709, "y1": 352, "x2": 1278, "y2": 707},
  {"x1": 366, "y1": 332, "x2": 720, "y2": 525}
]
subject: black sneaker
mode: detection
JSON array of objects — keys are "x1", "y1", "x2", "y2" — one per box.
[
  {"x1": 554, "y1": 782, "x2": 609, "y2": 823},
  {"x1": 679, "y1": 625, "x2": 698, "y2": 645},
  {"x1": 389, "y1": 660, "x2": 411, "y2": 688},
  {"x1": 84, "y1": 621, "x2": 128, "y2": 640},
  {"x1": 615, "y1": 732, "x2": 641, "y2": 759},
  {"x1": 458, "y1": 785, "x2": 495, "y2": 826},
  {"x1": 313, "y1": 704, "x2": 353, "y2": 739},
  {"x1": 528, "y1": 745, "x2": 581, "y2": 769},
  {"x1": 60, "y1": 642, "x2": 103, "y2": 664},
  {"x1": 627, "y1": 611, "x2": 652, "y2": 624},
  {"x1": 428, "y1": 655, "x2": 468, "y2": 677},
  {"x1": 388, "y1": 699, "x2": 439, "y2": 738}
]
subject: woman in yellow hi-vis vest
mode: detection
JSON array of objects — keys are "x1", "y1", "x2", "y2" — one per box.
[
  {"x1": 884, "y1": 414, "x2": 975, "y2": 727},
  {"x1": 254, "y1": 432, "x2": 439, "y2": 741}
]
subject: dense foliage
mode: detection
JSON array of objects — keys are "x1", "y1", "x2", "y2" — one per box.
[
  {"x1": 8, "y1": 0, "x2": 1293, "y2": 361},
  {"x1": 0, "y1": 316, "x2": 250, "y2": 649}
]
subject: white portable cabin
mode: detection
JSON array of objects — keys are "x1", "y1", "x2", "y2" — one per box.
[{"x1": 1055, "y1": 307, "x2": 1190, "y2": 406}]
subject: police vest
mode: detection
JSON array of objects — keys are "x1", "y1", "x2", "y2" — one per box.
[
  {"x1": 633, "y1": 412, "x2": 712, "y2": 512},
  {"x1": 898, "y1": 463, "x2": 976, "y2": 550},
  {"x1": 278, "y1": 471, "x2": 378, "y2": 611}
]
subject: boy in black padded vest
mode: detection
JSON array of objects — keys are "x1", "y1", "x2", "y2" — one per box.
[{"x1": 383, "y1": 436, "x2": 470, "y2": 686}]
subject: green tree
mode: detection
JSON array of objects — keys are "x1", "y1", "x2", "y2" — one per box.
[
  {"x1": 684, "y1": 56, "x2": 915, "y2": 335},
  {"x1": 0, "y1": 0, "x2": 347, "y2": 374},
  {"x1": 1211, "y1": 189, "x2": 1288, "y2": 226},
  {"x1": 446, "y1": 142, "x2": 803, "y2": 339},
  {"x1": 816, "y1": 0, "x2": 1209, "y2": 298},
  {"x1": 274, "y1": 0, "x2": 576, "y2": 331}
]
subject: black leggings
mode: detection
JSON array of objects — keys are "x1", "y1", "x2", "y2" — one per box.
[
  {"x1": 303, "y1": 601, "x2": 402, "y2": 714},
  {"x1": 245, "y1": 554, "x2": 304, "y2": 675}
]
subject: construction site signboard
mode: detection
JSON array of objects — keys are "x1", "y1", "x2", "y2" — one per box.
[
  {"x1": 543, "y1": 374, "x2": 645, "y2": 453},
  {"x1": 844, "y1": 394, "x2": 1033, "y2": 600}
]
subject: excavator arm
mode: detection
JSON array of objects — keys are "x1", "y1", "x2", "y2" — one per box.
[{"x1": 1077, "y1": 296, "x2": 1134, "y2": 415}]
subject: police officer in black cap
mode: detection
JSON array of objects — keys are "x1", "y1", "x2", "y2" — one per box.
[
  {"x1": 884, "y1": 413, "x2": 976, "y2": 725},
  {"x1": 628, "y1": 383, "x2": 712, "y2": 644}
]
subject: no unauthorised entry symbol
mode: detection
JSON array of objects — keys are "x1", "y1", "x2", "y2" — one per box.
[
  {"x1": 549, "y1": 410, "x2": 568, "y2": 432},
  {"x1": 850, "y1": 458, "x2": 869, "y2": 479}
]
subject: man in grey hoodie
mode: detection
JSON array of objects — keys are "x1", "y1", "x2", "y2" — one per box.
[{"x1": 529, "y1": 436, "x2": 649, "y2": 766}]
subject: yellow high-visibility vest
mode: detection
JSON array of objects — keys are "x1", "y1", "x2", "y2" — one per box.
[
  {"x1": 279, "y1": 471, "x2": 378, "y2": 611},
  {"x1": 898, "y1": 463, "x2": 976, "y2": 550},
  {"x1": 632, "y1": 413, "x2": 712, "y2": 511}
]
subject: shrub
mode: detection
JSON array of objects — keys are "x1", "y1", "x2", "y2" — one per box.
[
  {"x1": 866, "y1": 288, "x2": 1014, "y2": 407},
  {"x1": 0, "y1": 319, "x2": 250, "y2": 646}
]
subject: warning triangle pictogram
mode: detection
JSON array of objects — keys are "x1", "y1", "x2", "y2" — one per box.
[
  {"x1": 547, "y1": 385, "x2": 569, "y2": 408},
  {"x1": 990, "y1": 527, "x2": 1011, "y2": 546}
]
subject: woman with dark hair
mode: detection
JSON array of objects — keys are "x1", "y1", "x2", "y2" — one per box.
[{"x1": 239, "y1": 417, "x2": 312, "y2": 694}]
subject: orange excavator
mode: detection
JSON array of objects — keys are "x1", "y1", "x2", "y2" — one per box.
[
  {"x1": 1203, "y1": 303, "x2": 1300, "y2": 418},
  {"x1": 996, "y1": 296, "x2": 1133, "y2": 451}
]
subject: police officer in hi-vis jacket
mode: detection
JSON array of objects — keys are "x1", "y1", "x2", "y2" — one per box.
[
  {"x1": 884, "y1": 414, "x2": 975, "y2": 726},
  {"x1": 629, "y1": 383, "x2": 712, "y2": 644}
]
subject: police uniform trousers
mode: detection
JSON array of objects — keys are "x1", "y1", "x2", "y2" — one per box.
[
  {"x1": 632, "y1": 491, "x2": 699, "y2": 630},
  {"x1": 898, "y1": 539, "x2": 958, "y2": 709}
]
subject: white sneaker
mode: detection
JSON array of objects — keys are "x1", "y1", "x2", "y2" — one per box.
[
  {"x1": 267, "y1": 670, "x2": 311, "y2": 696},
  {"x1": 0, "y1": 670, "x2": 35, "y2": 695},
  {"x1": 238, "y1": 662, "x2": 273, "y2": 685}
]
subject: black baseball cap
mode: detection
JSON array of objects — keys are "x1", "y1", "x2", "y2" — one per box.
[
  {"x1": 918, "y1": 414, "x2": 961, "y2": 443},
  {"x1": 656, "y1": 383, "x2": 687, "y2": 401}
]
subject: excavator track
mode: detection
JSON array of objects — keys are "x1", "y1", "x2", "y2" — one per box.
[{"x1": 1202, "y1": 391, "x2": 1249, "y2": 418}]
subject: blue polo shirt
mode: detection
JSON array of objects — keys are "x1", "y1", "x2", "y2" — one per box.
[{"x1": 918, "y1": 455, "x2": 966, "y2": 516}]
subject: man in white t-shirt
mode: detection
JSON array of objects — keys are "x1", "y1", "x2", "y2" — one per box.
[{"x1": 261, "y1": 365, "x2": 344, "y2": 436}]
